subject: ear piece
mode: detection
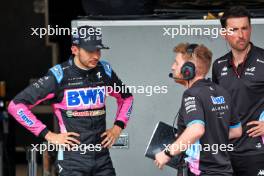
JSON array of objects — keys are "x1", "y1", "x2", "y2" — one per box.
[{"x1": 181, "y1": 62, "x2": 196, "y2": 80}]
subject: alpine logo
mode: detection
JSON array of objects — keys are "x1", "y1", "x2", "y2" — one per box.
[
  {"x1": 17, "y1": 109, "x2": 34, "y2": 126},
  {"x1": 245, "y1": 67, "x2": 255, "y2": 76},
  {"x1": 258, "y1": 170, "x2": 264, "y2": 176},
  {"x1": 66, "y1": 87, "x2": 105, "y2": 107},
  {"x1": 58, "y1": 164, "x2": 63, "y2": 173},
  {"x1": 211, "y1": 96, "x2": 225, "y2": 105},
  {"x1": 246, "y1": 67, "x2": 256, "y2": 72}
]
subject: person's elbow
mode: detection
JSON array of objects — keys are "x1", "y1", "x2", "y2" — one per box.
[
  {"x1": 234, "y1": 126, "x2": 242, "y2": 138},
  {"x1": 229, "y1": 126, "x2": 242, "y2": 139},
  {"x1": 195, "y1": 124, "x2": 205, "y2": 138},
  {"x1": 188, "y1": 123, "x2": 205, "y2": 139}
]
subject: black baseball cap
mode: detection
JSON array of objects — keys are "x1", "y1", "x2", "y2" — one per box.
[{"x1": 72, "y1": 25, "x2": 109, "y2": 52}]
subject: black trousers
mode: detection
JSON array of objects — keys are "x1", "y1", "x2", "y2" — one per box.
[
  {"x1": 231, "y1": 153, "x2": 264, "y2": 176},
  {"x1": 56, "y1": 150, "x2": 116, "y2": 176}
]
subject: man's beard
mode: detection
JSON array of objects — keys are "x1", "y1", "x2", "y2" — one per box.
[{"x1": 232, "y1": 40, "x2": 250, "y2": 52}]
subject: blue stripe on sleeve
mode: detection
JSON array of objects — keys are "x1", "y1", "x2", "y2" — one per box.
[
  {"x1": 187, "y1": 120, "x2": 205, "y2": 127},
  {"x1": 229, "y1": 122, "x2": 241, "y2": 129}
]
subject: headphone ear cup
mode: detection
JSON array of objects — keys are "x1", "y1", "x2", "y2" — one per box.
[{"x1": 181, "y1": 62, "x2": 196, "y2": 80}]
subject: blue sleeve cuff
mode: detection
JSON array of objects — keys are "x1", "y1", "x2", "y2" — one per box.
[
  {"x1": 229, "y1": 122, "x2": 241, "y2": 129},
  {"x1": 187, "y1": 120, "x2": 205, "y2": 127}
]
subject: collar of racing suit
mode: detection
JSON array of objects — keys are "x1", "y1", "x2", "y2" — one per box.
[{"x1": 69, "y1": 56, "x2": 99, "y2": 76}]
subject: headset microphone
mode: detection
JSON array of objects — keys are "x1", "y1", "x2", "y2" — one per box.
[{"x1": 168, "y1": 73, "x2": 186, "y2": 80}]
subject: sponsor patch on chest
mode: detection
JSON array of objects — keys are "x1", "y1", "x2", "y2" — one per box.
[{"x1": 65, "y1": 87, "x2": 106, "y2": 108}]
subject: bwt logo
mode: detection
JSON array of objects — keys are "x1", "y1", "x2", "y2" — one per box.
[
  {"x1": 17, "y1": 109, "x2": 34, "y2": 126},
  {"x1": 211, "y1": 96, "x2": 225, "y2": 105},
  {"x1": 66, "y1": 87, "x2": 105, "y2": 107}
]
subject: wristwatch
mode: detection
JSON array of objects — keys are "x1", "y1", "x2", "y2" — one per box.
[{"x1": 164, "y1": 149, "x2": 174, "y2": 158}]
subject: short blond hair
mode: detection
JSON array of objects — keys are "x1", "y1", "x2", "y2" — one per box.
[{"x1": 174, "y1": 43, "x2": 212, "y2": 76}]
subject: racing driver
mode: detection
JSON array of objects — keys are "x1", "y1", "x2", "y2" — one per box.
[{"x1": 8, "y1": 25, "x2": 134, "y2": 176}]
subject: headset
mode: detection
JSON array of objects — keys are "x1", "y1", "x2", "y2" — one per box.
[
  {"x1": 181, "y1": 62, "x2": 196, "y2": 80},
  {"x1": 169, "y1": 43, "x2": 198, "y2": 81}
]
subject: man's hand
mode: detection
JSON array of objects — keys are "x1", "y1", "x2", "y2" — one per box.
[
  {"x1": 44, "y1": 131, "x2": 80, "y2": 145},
  {"x1": 101, "y1": 125, "x2": 122, "y2": 148},
  {"x1": 247, "y1": 121, "x2": 264, "y2": 137},
  {"x1": 154, "y1": 151, "x2": 171, "y2": 170}
]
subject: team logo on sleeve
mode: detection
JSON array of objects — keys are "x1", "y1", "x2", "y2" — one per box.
[
  {"x1": 17, "y1": 109, "x2": 34, "y2": 126},
  {"x1": 66, "y1": 87, "x2": 106, "y2": 108},
  {"x1": 184, "y1": 96, "x2": 197, "y2": 114}
]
